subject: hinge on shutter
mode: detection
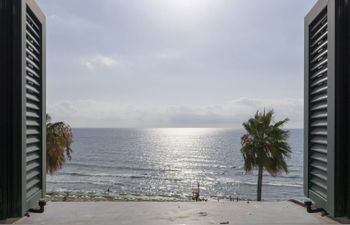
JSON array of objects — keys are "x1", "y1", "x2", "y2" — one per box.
[
  {"x1": 304, "y1": 201, "x2": 328, "y2": 216},
  {"x1": 26, "y1": 199, "x2": 46, "y2": 216}
]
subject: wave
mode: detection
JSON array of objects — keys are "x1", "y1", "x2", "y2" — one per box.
[
  {"x1": 65, "y1": 162, "x2": 180, "y2": 173},
  {"x1": 56, "y1": 172, "x2": 111, "y2": 177},
  {"x1": 234, "y1": 181, "x2": 303, "y2": 188},
  {"x1": 49, "y1": 172, "x2": 184, "y2": 182},
  {"x1": 48, "y1": 173, "x2": 302, "y2": 189},
  {"x1": 45, "y1": 189, "x2": 193, "y2": 202},
  {"x1": 47, "y1": 180, "x2": 113, "y2": 186},
  {"x1": 65, "y1": 161, "x2": 243, "y2": 173}
]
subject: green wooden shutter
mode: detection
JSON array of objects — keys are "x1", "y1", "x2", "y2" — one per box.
[
  {"x1": 307, "y1": 7, "x2": 329, "y2": 203},
  {"x1": 304, "y1": 0, "x2": 334, "y2": 216},
  {"x1": 305, "y1": 0, "x2": 348, "y2": 217},
  {"x1": 24, "y1": 5, "x2": 44, "y2": 206},
  {"x1": 20, "y1": 0, "x2": 46, "y2": 216},
  {"x1": 0, "y1": 0, "x2": 45, "y2": 220}
]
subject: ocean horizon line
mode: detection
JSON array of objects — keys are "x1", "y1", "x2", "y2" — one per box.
[{"x1": 70, "y1": 127, "x2": 304, "y2": 130}]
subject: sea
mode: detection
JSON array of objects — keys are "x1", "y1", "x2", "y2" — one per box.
[{"x1": 47, "y1": 128, "x2": 304, "y2": 201}]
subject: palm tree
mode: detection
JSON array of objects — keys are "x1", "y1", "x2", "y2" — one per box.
[
  {"x1": 240, "y1": 110, "x2": 291, "y2": 201},
  {"x1": 46, "y1": 114, "x2": 73, "y2": 174}
]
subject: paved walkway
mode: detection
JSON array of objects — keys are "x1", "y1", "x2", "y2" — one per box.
[{"x1": 13, "y1": 201, "x2": 339, "y2": 225}]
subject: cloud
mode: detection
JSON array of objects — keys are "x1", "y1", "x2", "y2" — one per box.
[
  {"x1": 80, "y1": 55, "x2": 120, "y2": 70},
  {"x1": 152, "y1": 49, "x2": 182, "y2": 60},
  {"x1": 48, "y1": 97, "x2": 303, "y2": 128}
]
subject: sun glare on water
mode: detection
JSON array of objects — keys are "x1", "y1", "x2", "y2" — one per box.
[{"x1": 155, "y1": 128, "x2": 219, "y2": 137}]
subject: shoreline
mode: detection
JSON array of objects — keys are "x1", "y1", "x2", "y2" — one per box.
[
  {"x1": 46, "y1": 190, "x2": 193, "y2": 202},
  {"x1": 45, "y1": 190, "x2": 296, "y2": 202}
]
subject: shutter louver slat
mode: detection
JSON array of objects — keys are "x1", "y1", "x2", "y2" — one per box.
[
  {"x1": 26, "y1": 178, "x2": 40, "y2": 191},
  {"x1": 26, "y1": 84, "x2": 40, "y2": 95},
  {"x1": 26, "y1": 153, "x2": 40, "y2": 163},
  {"x1": 310, "y1": 95, "x2": 328, "y2": 104},
  {"x1": 25, "y1": 22, "x2": 40, "y2": 39},
  {"x1": 26, "y1": 161, "x2": 40, "y2": 172},
  {"x1": 26, "y1": 67, "x2": 40, "y2": 79},
  {"x1": 26, "y1": 137, "x2": 40, "y2": 145},
  {"x1": 26, "y1": 75, "x2": 40, "y2": 87},
  {"x1": 310, "y1": 50, "x2": 328, "y2": 64},
  {"x1": 26, "y1": 57, "x2": 40, "y2": 70},
  {"x1": 311, "y1": 76, "x2": 328, "y2": 87},
  {"x1": 308, "y1": 8, "x2": 328, "y2": 201},
  {"x1": 26, "y1": 102, "x2": 40, "y2": 111},
  {"x1": 26, "y1": 170, "x2": 40, "y2": 181},
  {"x1": 310, "y1": 161, "x2": 327, "y2": 172},
  {"x1": 311, "y1": 68, "x2": 327, "y2": 79},
  {"x1": 310, "y1": 128, "x2": 327, "y2": 136},
  {"x1": 26, "y1": 145, "x2": 40, "y2": 154},
  {"x1": 310, "y1": 41, "x2": 328, "y2": 56},
  {"x1": 310, "y1": 13, "x2": 327, "y2": 32},
  {"x1": 26, "y1": 49, "x2": 40, "y2": 62},
  {"x1": 26, "y1": 187, "x2": 41, "y2": 200},
  {"x1": 26, "y1": 30, "x2": 40, "y2": 46},
  {"x1": 310, "y1": 85, "x2": 327, "y2": 96},
  {"x1": 26, "y1": 128, "x2": 40, "y2": 136},
  {"x1": 26, "y1": 93, "x2": 40, "y2": 103},
  {"x1": 26, "y1": 111, "x2": 40, "y2": 119}
]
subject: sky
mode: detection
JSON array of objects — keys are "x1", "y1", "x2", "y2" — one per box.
[{"x1": 37, "y1": 0, "x2": 317, "y2": 128}]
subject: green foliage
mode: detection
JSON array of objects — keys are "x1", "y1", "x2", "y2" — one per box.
[
  {"x1": 46, "y1": 114, "x2": 73, "y2": 174},
  {"x1": 240, "y1": 109, "x2": 291, "y2": 200}
]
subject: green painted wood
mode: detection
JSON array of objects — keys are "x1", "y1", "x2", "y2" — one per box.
[
  {"x1": 305, "y1": 0, "x2": 350, "y2": 218},
  {"x1": 305, "y1": 0, "x2": 330, "y2": 214},
  {"x1": 21, "y1": 0, "x2": 46, "y2": 215},
  {"x1": 0, "y1": 0, "x2": 45, "y2": 220}
]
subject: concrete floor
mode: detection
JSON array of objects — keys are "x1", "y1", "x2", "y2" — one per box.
[{"x1": 11, "y1": 201, "x2": 340, "y2": 225}]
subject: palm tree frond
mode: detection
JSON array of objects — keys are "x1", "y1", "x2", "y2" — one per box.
[{"x1": 46, "y1": 114, "x2": 73, "y2": 174}]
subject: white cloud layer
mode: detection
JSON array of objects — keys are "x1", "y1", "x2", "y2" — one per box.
[
  {"x1": 48, "y1": 97, "x2": 303, "y2": 129},
  {"x1": 80, "y1": 55, "x2": 119, "y2": 70}
]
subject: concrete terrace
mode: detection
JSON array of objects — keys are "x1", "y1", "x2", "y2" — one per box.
[{"x1": 12, "y1": 201, "x2": 341, "y2": 225}]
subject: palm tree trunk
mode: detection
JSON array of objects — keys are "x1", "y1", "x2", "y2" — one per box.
[{"x1": 257, "y1": 165, "x2": 263, "y2": 201}]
